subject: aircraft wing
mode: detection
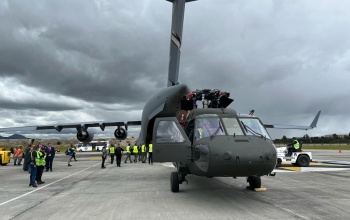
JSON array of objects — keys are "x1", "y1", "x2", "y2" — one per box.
[
  {"x1": 0, "y1": 120, "x2": 141, "y2": 133},
  {"x1": 263, "y1": 111, "x2": 321, "y2": 130}
]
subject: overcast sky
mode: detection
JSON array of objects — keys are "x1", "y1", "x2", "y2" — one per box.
[{"x1": 1, "y1": 0, "x2": 350, "y2": 140}]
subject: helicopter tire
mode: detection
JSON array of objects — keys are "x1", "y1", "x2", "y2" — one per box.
[
  {"x1": 247, "y1": 176, "x2": 261, "y2": 190},
  {"x1": 297, "y1": 155, "x2": 310, "y2": 167},
  {"x1": 171, "y1": 172, "x2": 179, "y2": 192}
]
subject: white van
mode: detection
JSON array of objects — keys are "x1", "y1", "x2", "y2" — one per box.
[{"x1": 76, "y1": 141, "x2": 110, "y2": 152}]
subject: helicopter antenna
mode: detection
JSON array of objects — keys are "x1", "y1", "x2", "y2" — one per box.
[{"x1": 166, "y1": 0, "x2": 197, "y2": 87}]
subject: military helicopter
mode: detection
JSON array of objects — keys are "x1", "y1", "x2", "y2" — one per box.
[{"x1": 0, "y1": 0, "x2": 320, "y2": 192}]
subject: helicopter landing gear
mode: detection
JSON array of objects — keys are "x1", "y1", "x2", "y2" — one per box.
[
  {"x1": 171, "y1": 172, "x2": 179, "y2": 192},
  {"x1": 246, "y1": 175, "x2": 261, "y2": 190},
  {"x1": 170, "y1": 166, "x2": 189, "y2": 192}
]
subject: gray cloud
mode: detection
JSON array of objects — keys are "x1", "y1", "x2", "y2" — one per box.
[{"x1": 1, "y1": 0, "x2": 350, "y2": 139}]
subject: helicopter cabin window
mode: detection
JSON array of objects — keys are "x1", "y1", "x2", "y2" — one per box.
[
  {"x1": 156, "y1": 121, "x2": 185, "y2": 143},
  {"x1": 221, "y1": 118, "x2": 244, "y2": 136},
  {"x1": 195, "y1": 117, "x2": 225, "y2": 140},
  {"x1": 240, "y1": 118, "x2": 272, "y2": 140}
]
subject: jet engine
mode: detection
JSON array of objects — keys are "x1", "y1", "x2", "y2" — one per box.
[
  {"x1": 76, "y1": 131, "x2": 94, "y2": 142},
  {"x1": 114, "y1": 127, "x2": 127, "y2": 140}
]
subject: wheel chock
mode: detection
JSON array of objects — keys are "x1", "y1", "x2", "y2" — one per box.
[{"x1": 254, "y1": 188, "x2": 267, "y2": 192}]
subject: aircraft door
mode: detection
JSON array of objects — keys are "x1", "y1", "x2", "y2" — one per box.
[{"x1": 153, "y1": 117, "x2": 192, "y2": 163}]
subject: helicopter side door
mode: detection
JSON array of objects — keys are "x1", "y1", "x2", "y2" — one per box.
[{"x1": 152, "y1": 117, "x2": 192, "y2": 163}]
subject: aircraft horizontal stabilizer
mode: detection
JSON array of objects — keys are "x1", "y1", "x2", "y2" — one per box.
[{"x1": 264, "y1": 111, "x2": 321, "y2": 130}]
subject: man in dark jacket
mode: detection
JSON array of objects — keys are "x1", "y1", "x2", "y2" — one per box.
[
  {"x1": 45, "y1": 143, "x2": 55, "y2": 172},
  {"x1": 23, "y1": 145, "x2": 32, "y2": 172},
  {"x1": 115, "y1": 143, "x2": 124, "y2": 167}
]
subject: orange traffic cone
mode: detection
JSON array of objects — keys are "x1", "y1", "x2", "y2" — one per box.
[{"x1": 339, "y1": 149, "x2": 342, "y2": 153}]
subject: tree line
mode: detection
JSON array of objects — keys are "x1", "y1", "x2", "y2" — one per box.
[{"x1": 274, "y1": 133, "x2": 350, "y2": 144}]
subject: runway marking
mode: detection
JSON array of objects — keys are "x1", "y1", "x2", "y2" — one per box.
[
  {"x1": 280, "y1": 167, "x2": 301, "y2": 172},
  {"x1": 0, "y1": 162, "x2": 100, "y2": 207}
]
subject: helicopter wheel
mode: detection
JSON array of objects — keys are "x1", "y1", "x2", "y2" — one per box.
[
  {"x1": 247, "y1": 176, "x2": 261, "y2": 190},
  {"x1": 171, "y1": 172, "x2": 179, "y2": 192}
]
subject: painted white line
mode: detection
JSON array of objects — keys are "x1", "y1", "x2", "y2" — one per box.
[{"x1": 0, "y1": 162, "x2": 100, "y2": 206}]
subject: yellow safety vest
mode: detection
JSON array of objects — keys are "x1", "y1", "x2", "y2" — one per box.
[
  {"x1": 31, "y1": 151, "x2": 40, "y2": 165},
  {"x1": 133, "y1": 145, "x2": 138, "y2": 153},
  {"x1": 110, "y1": 147, "x2": 115, "y2": 154},
  {"x1": 294, "y1": 140, "x2": 300, "y2": 150},
  {"x1": 126, "y1": 145, "x2": 130, "y2": 153},
  {"x1": 141, "y1": 145, "x2": 145, "y2": 153},
  {"x1": 148, "y1": 144, "x2": 153, "y2": 153},
  {"x1": 40, "y1": 152, "x2": 46, "y2": 166},
  {"x1": 197, "y1": 128, "x2": 203, "y2": 139}
]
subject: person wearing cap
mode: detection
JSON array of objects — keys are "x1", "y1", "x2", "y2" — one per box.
[{"x1": 287, "y1": 137, "x2": 300, "y2": 156}]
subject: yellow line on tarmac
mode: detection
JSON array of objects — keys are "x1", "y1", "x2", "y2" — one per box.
[
  {"x1": 280, "y1": 167, "x2": 301, "y2": 172},
  {"x1": 310, "y1": 162, "x2": 345, "y2": 167}
]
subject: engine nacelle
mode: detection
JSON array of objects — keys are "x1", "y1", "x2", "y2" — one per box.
[
  {"x1": 76, "y1": 131, "x2": 94, "y2": 142},
  {"x1": 114, "y1": 127, "x2": 127, "y2": 140}
]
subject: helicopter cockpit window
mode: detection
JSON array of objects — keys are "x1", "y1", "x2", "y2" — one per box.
[
  {"x1": 222, "y1": 118, "x2": 244, "y2": 136},
  {"x1": 195, "y1": 117, "x2": 225, "y2": 140},
  {"x1": 240, "y1": 118, "x2": 272, "y2": 140},
  {"x1": 156, "y1": 121, "x2": 185, "y2": 143}
]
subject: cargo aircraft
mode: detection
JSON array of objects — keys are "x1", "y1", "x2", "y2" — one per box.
[{"x1": 0, "y1": 0, "x2": 320, "y2": 192}]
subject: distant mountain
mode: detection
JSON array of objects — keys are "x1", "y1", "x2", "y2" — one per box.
[{"x1": 0, "y1": 134, "x2": 27, "y2": 139}]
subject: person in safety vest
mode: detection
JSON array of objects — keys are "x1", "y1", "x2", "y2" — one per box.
[
  {"x1": 141, "y1": 143, "x2": 147, "y2": 163},
  {"x1": 287, "y1": 137, "x2": 300, "y2": 156},
  {"x1": 36, "y1": 144, "x2": 46, "y2": 184},
  {"x1": 124, "y1": 143, "x2": 132, "y2": 163},
  {"x1": 29, "y1": 145, "x2": 39, "y2": 187},
  {"x1": 133, "y1": 144, "x2": 139, "y2": 163},
  {"x1": 148, "y1": 142, "x2": 153, "y2": 165},
  {"x1": 109, "y1": 144, "x2": 115, "y2": 164},
  {"x1": 115, "y1": 143, "x2": 124, "y2": 167}
]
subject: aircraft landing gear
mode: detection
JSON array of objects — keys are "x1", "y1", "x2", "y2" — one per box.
[{"x1": 246, "y1": 176, "x2": 261, "y2": 190}]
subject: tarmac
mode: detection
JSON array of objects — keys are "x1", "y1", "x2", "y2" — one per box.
[{"x1": 1, "y1": 150, "x2": 350, "y2": 220}]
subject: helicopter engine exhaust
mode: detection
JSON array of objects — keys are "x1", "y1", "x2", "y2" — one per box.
[
  {"x1": 76, "y1": 131, "x2": 94, "y2": 142},
  {"x1": 114, "y1": 127, "x2": 127, "y2": 140}
]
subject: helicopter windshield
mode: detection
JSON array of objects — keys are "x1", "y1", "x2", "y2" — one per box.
[
  {"x1": 240, "y1": 118, "x2": 272, "y2": 140},
  {"x1": 221, "y1": 118, "x2": 244, "y2": 136},
  {"x1": 195, "y1": 117, "x2": 225, "y2": 140}
]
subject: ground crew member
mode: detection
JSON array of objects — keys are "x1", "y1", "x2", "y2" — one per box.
[
  {"x1": 141, "y1": 143, "x2": 146, "y2": 163},
  {"x1": 138, "y1": 145, "x2": 142, "y2": 161},
  {"x1": 109, "y1": 144, "x2": 115, "y2": 164},
  {"x1": 101, "y1": 145, "x2": 107, "y2": 168},
  {"x1": 133, "y1": 144, "x2": 138, "y2": 163},
  {"x1": 67, "y1": 144, "x2": 74, "y2": 166},
  {"x1": 29, "y1": 145, "x2": 38, "y2": 187},
  {"x1": 148, "y1": 142, "x2": 153, "y2": 165},
  {"x1": 115, "y1": 143, "x2": 124, "y2": 167},
  {"x1": 71, "y1": 145, "x2": 77, "y2": 161},
  {"x1": 287, "y1": 137, "x2": 300, "y2": 156},
  {"x1": 124, "y1": 143, "x2": 132, "y2": 163},
  {"x1": 36, "y1": 144, "x2": 46, "y2": 184}
]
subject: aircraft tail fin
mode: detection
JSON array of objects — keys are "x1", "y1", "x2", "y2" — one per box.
[
  {"x1": 166, "y1": 0, "x2": 197, "y2": 87},
  {"x1": 310, "y1": 110, "x2": 321, "y2": 128}
]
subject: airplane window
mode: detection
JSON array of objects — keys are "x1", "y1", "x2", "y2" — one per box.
[
  {"x1": 222, "y1": 118, "x2": 244, "y2": 136},
  {"x1": 240, "y1": 118, "x2": 272, "y2": 140},
  {"x1": 156, "y1": 121, "x2": 185, "y2": 143},
  {"x1": 195, "y1": 117, "x2": 225, "y2": 140}
]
